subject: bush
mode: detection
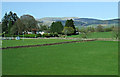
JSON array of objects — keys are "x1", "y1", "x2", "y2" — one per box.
[
  {"x1": 3, "y1": 33, "x2": 59, "y2": 38},
  {"x1": 96, "y1": 25, "x2": 104, "y2": 32},
  {"x1": 62, "y1": 27, "x2": 74, "y2": 35},
  {"x1": 42, "y1": 33, "x2": 59, "y2": 37},
  {"x1": 87, "y1": 27, "x2": 95, "y2": 32},
  {"x1": 37, "y1": 34, "x2": 42, "y2": 37},
  {"x1": 49, "y1": 33, "x2": 54, "y2": 37},
  {"x1": 54, "y1": 32, "x2": 59, "y2": 37},
  {"x1": 2, "y1": 34, "x2": 10, "y2": 37},
  {"x1": 3, "y1": 34, "x2": 14, "y2": 37},
  {"x1": 42, "y1": 33, "x2": 51, "y2": 37},
  {"x1": 19, "y1": 34, "x2": 38, "y2": 38},
  {"x1": 104, "y1": 27, "x2": 113, "y2": 32},
  {"x1": 81, "y1": 33, "x2": 87, "y2": 39},
  {"x1": 77, "y1": 27, "x2": 91, "y2": 39},
  {"x1": 79, "y1": 27, "x2": 87, "y2": 33}
]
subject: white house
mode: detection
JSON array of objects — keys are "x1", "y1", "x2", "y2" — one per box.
[
  {"x1": 38, "y1": 32, "x2": 45, "y2": 35},
  {"x1": 27, "y1": 32, "x2": 33, "y2": 34}
]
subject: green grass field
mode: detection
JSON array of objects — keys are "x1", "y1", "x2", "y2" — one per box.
[
  {"x1": 67, "y1": 32, "x2": 113, "y2": 38},
  {"x1": 2, "y1": 39, "x2": 75, "y2": 48},
  {"x1": 2, "y1": 40, "x2": 118, "y2": 75}
]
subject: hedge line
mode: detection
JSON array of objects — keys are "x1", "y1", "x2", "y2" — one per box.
[{"x1": 3, "y1": 33, "x2": 59, "y2": 38}]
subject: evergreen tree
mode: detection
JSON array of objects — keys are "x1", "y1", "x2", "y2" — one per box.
[
  {"x1": 2, "y1": 11, "x2": 19, "y2": 34},
  {"x1": 50, "y1": 22, "x2": 55, "y2": 32},
  {"x1": 13, "y1": 13, "x2": 19, "y2": 22},
  {"x1": 2, "y1": 13, "x2": 8, "y2": 33},
  {"x1": 65, "y1": 19, "x2": 76, "y2": 34},
  {"x1": 50, "y1": 21, "x2": 63, "y2": 34},
  {"x1": 39, "y1": 25, "x2": 48, "y2": 31}
]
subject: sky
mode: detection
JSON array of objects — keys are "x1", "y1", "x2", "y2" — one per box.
[{"x1": 2, "y1": 2, "x2": 118, "y2": 20}]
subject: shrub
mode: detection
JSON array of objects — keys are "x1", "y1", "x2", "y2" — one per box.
[
  {"x1": 62, "y1": 27, "x2": 74, "y2": 35},
  {"x1": 104, "y1": 27, "x2": 113, "y2": 32},
  {"x1": 42, "y1": 33, "x2": 59, "y2": 37},
  {"x1": 37, "y1": 34, "x2": 42, "y2": 37},
  {"x1": 19, "y1": 34, "x2": 37, "y2": 38},
  {"x1": 4, "y1": 34, "x2": 13, "y2": 37},
  {"x1": 49, "y1": 33, "x2": 54, "y2": 37},
  {"x1": 54, "y1": 32, "x2": 59, "y2": 37},
  {"x1": 96, "y1": 25, "x2": 104, "y2": 32},
  {"x1": 3, "y1": 34, "x2": 42, "y2": 38},
  {"x1": 87, "y1": 27, "x2": 95, "y2": 32},
  {"x1": 81, "y1": 33, "x2": 87, "y2": 39},
  {"x1": 42, "y1": 33, "x2": 51, "y2": 37}
]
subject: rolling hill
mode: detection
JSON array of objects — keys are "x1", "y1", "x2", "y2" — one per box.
[{"x1": 36, "y1": 17, "x2": 118, "y2": 27}]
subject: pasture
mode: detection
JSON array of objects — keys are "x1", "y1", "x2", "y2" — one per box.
[
  {"x1": 2, "y1": 40, "x2": 118, "y2": 75},
  {"x1": 66, "y1": 32, "x2": 113, "y2": 38},
  {"x1": 2, "y1": 39, "x2": 75, "y2": 48}
]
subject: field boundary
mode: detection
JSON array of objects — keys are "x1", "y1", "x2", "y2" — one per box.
[{"x1": 1, "y1": 39, "x2": 96, "y2": 50}]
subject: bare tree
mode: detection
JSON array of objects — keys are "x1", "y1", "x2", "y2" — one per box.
[{"x1": 113, "y1": 27, "x2": 119, "y2": 39}]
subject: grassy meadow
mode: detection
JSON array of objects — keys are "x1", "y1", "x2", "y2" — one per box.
[
  {"x1": 2, "y1": 39, "x2": 75, "y2": 48},
  {"x1": 1, "y1": 3, "x2": 119, "y2": 76},
  {"x1": 2, "y1": 40, "x2": 118, "y2": 75},
  {"x1": 66, "y1": 32, "x2": 113, "y2": 38},
  {"x1": 2, "y1": 31, "x2": 118, "y2": 75}
]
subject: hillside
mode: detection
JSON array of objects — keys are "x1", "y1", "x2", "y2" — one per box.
[{"x1": 36, "y1": 17, "x2": 118, "y2": 27}]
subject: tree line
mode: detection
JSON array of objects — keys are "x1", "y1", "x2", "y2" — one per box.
[
  {"x1": 2, "y1": 11, "x2": 38, "y2": 35},
  {"x1": 2, "y1": 11, "x2": 77, "y2": 35},
  {"x1": 1, "y1": 11, "x2": 118, "y2": 39}
]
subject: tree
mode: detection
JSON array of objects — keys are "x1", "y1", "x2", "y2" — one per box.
[
  {"x1": 12, "y1": 13, "x2": 19, "y2": 22},
  {"x1": 81, "y1": 29, "x2": 90, "y2": 39},
  {"x1": 50, "y1": 21, "x2": 63, "y2": 34},
  {"x1": 112, "y1": 27, "x2": 119, "y2": 39},
  {"x1": 2, "y1": 13, "x2": 8, "y2": 33},
  {"x1": 79, "y1": 27, "x2": 90, "y2": 39},
  {"x1": 87, "y1": 27, "x2": 95, "y2": 32},
  {"x1": 104, "y1": 27, "x2": 113, "y2": 32},
  {"x1": 10, "y1": 18, "x2": 25, "y2": 35},
  {"x1": 62, "y1": 27, "x2": 74, "y2": 35},
  {"x1": 7, "y1": 11, "x2": 19, "y2": 34},
  {"x1": 78, "y1": 27, "x2": 87, "y2": 33},
  {"x1": 20, "y1": 14, "x2": 38, "y2": 32},
  {"x1": 39, "y1": 25, "x2": 48, "y2": 31},
  {"x1": 8, "y1": 21, "x2": 13, "y2": 34},
  {"x1": 96, "y1": 25, "x2": 104, "y2": 32},
  {"x1": 0, "y1": 22, "x2": 2, "y2": 33},
  {"x1": 2, "y1": 11, "x2": 19, "y2": 34},
  {"x1": 77, "y1": 27, "x2": 91, "y2": 39},
  {"x1": 65, "y1": 19, "x2": 76, "y2": 34}
]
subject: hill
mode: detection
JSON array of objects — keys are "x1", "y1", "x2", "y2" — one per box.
[{"x1": 36, "y1": 17, "x2": 118, "y2": 27}]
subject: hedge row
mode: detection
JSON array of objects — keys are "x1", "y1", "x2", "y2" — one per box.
[{"x1": 3, "y1": 33, "x2": 59, "y2": 38}]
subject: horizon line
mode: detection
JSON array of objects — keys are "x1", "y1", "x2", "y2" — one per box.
[{"x1": 36, "y1": 16, "x2": 118, "y2": 20}]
